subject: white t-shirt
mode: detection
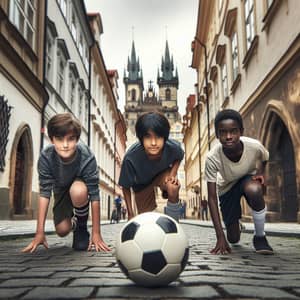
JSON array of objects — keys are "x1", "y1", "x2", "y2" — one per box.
[{"x1": 204, "y1": 136, "x2": 269, "y2": 196}]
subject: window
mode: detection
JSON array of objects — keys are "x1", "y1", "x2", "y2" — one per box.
[
  {"x1": 78, "y1": 89, "x2": 83, "y2": 120},
  {"x1": 221, "y1": 62, "x2": 228, "y2": 99},
  {"x1": 85, "y1": 98, "x2": 89, "y2": 126},
  {"x1": 71, "y1": 12, "x2": 77, "y2": 42},
  {"x1": 69, "y1": 72, "x2": 76, "y2": 110},
  {"x1": 131, "y1": 89, "x2": 136, "y2": 101},
  {"x1": 165, "y1": 88, "x2": 171, "y2": 101},
  {"x1": 46, "y1": 38, "x2": 53, "y2": 80},
  {"x1": 9, "y1": 0, "x2": 36, "y2": 48},
  {"x1": 231, "y1": 32, "x2": 239, "y2": 81},
  {"x1": 58, "y1": 0, "x2": 67, "y2": 17},
  {"x1": 213, "y1": 78, "x2": 219, "y2": 115},
  {"x1": 57, "y1": 55, "x2": 65, "y2": 96},
  {"x1": 79, "y1": 35, "x2": 83, "y2": 57},
  {"x1": 244, "y1": 0, "x2": 255, "y2": 50}
]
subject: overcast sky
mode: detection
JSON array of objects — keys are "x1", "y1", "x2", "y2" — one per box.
[{"x1": 84, "y1": 0, "x2": 198, "y2": 115}]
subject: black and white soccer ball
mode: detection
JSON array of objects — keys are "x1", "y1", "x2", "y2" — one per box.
[{"x1": 115, "y1": 212, "x2": 189, "y2": 287}]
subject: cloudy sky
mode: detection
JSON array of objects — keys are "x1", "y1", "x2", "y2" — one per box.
[{"x1": 84, "y1": 0, "x2": 198, "y2": 114}]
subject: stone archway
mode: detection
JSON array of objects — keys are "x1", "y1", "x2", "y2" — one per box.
[
  {"x1": 260, "y1": 102, "x2": 298, "y2": 222},
  {"x1": 9, "y1": 124, "x2": 33, "y2": 219}
]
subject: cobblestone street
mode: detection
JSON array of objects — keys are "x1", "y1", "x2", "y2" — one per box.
[{"x1": 0, "y1": 223, "x2": 300, "y2": 299}]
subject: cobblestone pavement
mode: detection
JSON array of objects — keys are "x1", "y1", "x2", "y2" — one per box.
[{"x1": 0, "y1": 223, "x2": 300, "y2": 299}]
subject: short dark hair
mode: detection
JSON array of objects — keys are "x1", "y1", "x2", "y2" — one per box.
[
  {"x1": 135, "y1": 111, "x2": 170, "y2": 144},
  {"x1": 214, "y1": 109, "x2": 244, "y2": 136},
  {"x1": 47, "y1": 113, "x2": 81, "y2": 141}
]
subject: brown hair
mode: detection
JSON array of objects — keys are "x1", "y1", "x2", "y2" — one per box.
[{"x1": 47, "y1": 113, "x2": 81, "y2": 141}]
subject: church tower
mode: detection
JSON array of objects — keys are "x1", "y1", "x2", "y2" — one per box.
[
  {"x1": 123, "y1": 41, "x2": 144, "y2": 134},
  {"x1": 157, "y1": 40, "x2": 179, "y2": 124}
]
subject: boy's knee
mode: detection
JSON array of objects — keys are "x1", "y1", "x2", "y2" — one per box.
[
  {"x1": 56, "y1": 219, "x2": 72, "y2": 237},
  {"x1": 70, "y1": 181, "x2": 88, "y2": 205},
  {"x1": 244, "y1": 181, "x2": 263, "y2": 198}
]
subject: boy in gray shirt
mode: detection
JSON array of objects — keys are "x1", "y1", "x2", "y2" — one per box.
[
  {"x1": 119, "y1": 112, "x2": 184, "y2": 221},
  {"x1": 22, "y1": 113, "x2": 110, "y2": 253}
]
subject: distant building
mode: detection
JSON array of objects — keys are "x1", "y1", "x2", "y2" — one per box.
[{"x1": 123, "y1": 40, "x2": 180, "y2": 146}]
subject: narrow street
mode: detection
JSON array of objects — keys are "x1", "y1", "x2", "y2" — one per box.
[{"x1": 0, "y1": 223, "x2": 300, "y2": 299}]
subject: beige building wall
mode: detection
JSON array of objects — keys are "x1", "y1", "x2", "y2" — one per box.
[
  {"x1": 0, "y1": 0, "x2": 48, "y2": 219},
  {"x1": 188, "y1": 0, "x2": 300, "y2": 222}
]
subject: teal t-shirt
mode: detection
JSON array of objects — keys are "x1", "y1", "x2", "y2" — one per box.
[{"x1": 118, "y1": 139, "x2": 184, "y2": 192}]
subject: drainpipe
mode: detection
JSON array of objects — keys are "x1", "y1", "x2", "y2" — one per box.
[
  {"x1": 194, "y1": 37, "x2": 210, "y2": 150},
  {"x1": 87, "y1": 43, "x2": 93, "y2": 147},
  {"x1": 40, "y1": 0, "x2": 49, "y2": 152},
  {"x1": 196, "y1": 88, "x2": 203, "y2": 206}
]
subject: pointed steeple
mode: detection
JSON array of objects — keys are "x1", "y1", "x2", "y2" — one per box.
[
  {"x1": 160, "y1": 40, "x2": 176, "y2": 81},
  {"x1": 157, "y1": 40, "x2": 178, "y2": 87},
  {"x1": 126, "y1": 40, "x2": 143, "y2": 81}
]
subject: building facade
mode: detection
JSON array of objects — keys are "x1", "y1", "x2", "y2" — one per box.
[
  {"x1": 44, "y1": 0, "x2": 93, "y2": 145},
  {"x1": 0, "y1": 0, "x2": 48, "y2": 219},
  {"x1": 186, "y1": 0, "x2": 300, "y2": 222},
  {"x1": 89, "y1": 14, "x2": 127, "y2": 220}
]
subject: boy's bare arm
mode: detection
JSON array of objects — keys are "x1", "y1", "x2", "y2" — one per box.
[
  {"x1": 169, "y1": 160, "x2": 180, "y2": 178},
  {"x1": 123, "y1": 188, "x2": 134, "y2": 220},
  {"x1": 207, "y1": 182, "x2": 231, "y2": 255},
  {"x1": 22, "y1": 196, "x2": 50, "y2": 253},
  {"x1": 89, "y1": 201, "x2": 110, "y2": 252}
]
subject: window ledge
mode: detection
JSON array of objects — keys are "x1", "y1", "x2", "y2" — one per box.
[
  {"x1": 242, "y1": 35, "x2": 259, "y2": 69},
  {"x1": 262, "y1": 0, "x2": 281, "y2": 31},
  {"x1": 230, "y1": 73, "x2": 241, "y2": 94}
]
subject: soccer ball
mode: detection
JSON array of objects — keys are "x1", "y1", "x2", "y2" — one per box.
[{"x1": 115, "y1": 212, "x2": 189, "y2": 287}]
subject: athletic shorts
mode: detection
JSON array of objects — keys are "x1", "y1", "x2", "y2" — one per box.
[
  {"x1": 219, "y1": 175, "x2": 252, "y2": 227},
  {"x1": 134, "y1": 170, "x2": 170, "y2": 213},
  {"x1": 53, "y1": 188, "x2": 74, "y2": 226}
]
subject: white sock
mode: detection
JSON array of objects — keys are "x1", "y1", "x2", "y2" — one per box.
[
  {"x1": 252, "y1": 207, "x2": 266, "y2": 237},
  {"x1": 165, "y1": 201, "x2": 181, "y2": 222}
]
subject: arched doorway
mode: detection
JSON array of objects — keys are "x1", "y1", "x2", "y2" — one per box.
[
  {"x1": 10, "y1": 124, "x2": 33, "y2": 219},
  {"x1": 261, "y1": 109, "x2": 298, "y2": 222}
]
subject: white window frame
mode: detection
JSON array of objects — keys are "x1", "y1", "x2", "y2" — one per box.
[
  {"x1": 58, "y1": 0, "x2": 67, "y2": 18},
  {"x1": 71, "y1": 12, "x2": 77, "y2": 42},
  {"x1": 244, "y1": 0, "x2": 255, "y2": 50},
  {"x1": 231, "y1": 32, "x2": 239, "y2": 81},
  {"x1": 221, "y1": 62, "x2": 228, "y2": 99},
  {"x1": 57, "y1": 53, "x2": 65, "y2": 96},
  {"x1": 9, "y1": 0, "x2": 36, "y2": 48}
]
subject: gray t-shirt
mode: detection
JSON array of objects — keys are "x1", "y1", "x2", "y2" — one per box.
[
  {"x1": 38, "y1": 143, "x2": 100, "y2": 201},
  {"x1": 204, "y1": 136, "x2": 269, "y2": 196},
  {"x1": 119, "y1": 139, "x2": 184, "y2": 192}
]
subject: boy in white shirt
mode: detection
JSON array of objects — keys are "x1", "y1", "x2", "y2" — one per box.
[{"x1": 205, "y1": 109, "x2": 273, "y2": 255}]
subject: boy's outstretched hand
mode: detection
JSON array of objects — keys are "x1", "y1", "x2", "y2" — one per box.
[
  {"x1": 88, "y1": 233, "x2": 111, "y2": 252},
  {"x1": 210, "y1": 236, "x2": 231, "y2": 255},
  {"x1": 21, "y1": 233, "x2": 49, "y2": 253}
]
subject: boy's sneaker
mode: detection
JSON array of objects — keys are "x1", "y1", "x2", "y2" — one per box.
[
  {"x1": 253, "y1": 235, "x2": 274, "y2": 255},
  {"x1": 72, "y1": 226, "x2": 90, "y2": 251}
]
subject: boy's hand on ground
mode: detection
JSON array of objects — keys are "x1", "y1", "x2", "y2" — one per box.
[
  {"x1": 89, "y1": 233, "x2": 111, "y2": 252},
  {"x1": 21, "y1": 233, "x2": 49, "y2": 253},
  {"x1": 210, "y1": 237, "x2": 231, "y2": 255}
]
